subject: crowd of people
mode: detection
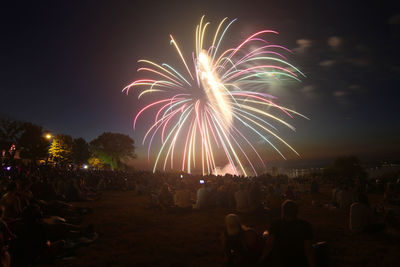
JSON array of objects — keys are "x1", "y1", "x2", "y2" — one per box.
[
  {"x1": 0, "y1": 162, "x2": 399, "y2": 266},
  {"x1": 0, "y1": 165, "x2": 101, "y2": 266},
  {"x1": 330, "y1": 180, "x2": 399, "y2": 234},
  {"x1": 141, "y1": 172, "x2": 399, "y2": 266}
]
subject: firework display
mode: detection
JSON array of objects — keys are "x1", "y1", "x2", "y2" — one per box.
[{"x1": 124, "y1": 16, "x2": 308, "y2": 176}]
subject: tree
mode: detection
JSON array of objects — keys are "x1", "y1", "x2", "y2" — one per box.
[
  {"x1": 72, "y1": 138, "x2": 90, "y2": 165},
  {"x1": 49, "y1": 134, "x2": 73, "y2": 164},
  {"x1": 90, "y1": 132, "x2": 135, "y2": 170},
  {"x1": 88, "y1": 156, "x2": 107, "y2": 170},
  {"x1": 18, "y1": 122, "x2": 50, "y2": 163},
  {"x1": 0, "y1": 117, "x2": 23, "y2": 158},
  {"x1": 324, "y1": 156, "x2": 367, "y2": 183}
]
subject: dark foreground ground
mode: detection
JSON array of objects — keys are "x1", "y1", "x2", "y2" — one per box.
[{"x1": 52, "y1": 188, "x2": 400, "y2": 267}]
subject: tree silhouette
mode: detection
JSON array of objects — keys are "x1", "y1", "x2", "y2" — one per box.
[
  {"x1": 324, "y1": 156, "x2": 367, "y2": 183},
  {"x1": 18, "y1": 122, "x2": 49, "y2": 163},
  {"x1": 72, "y1": 137, "x2": 90, "y2": 165},
  {"x1": 0, "y1": 117, "x2": 23, "y2": 158}
]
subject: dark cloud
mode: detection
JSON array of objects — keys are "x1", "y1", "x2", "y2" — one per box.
[
  {"x1": 293, "y1": 39, "x2": 313, "y2": 53},
  {"x1": 301, "y1": 85, "x2": 317, "y2": 98},
  {"x1": 327, "y1": 36, "x2": 342, "y2": 49},
  {"x1": 345, "y1": 58, "x2": 370, "y2": 67},
  {"x1": 333, "y1": 91, "x2": 348, "y2": 97},
  {"x1": 318, "y1": 60, "x2": 335, "y2": 67}
]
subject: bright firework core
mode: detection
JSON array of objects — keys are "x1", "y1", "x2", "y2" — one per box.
[{"x1": 198, "y1": 51, "x2": 233, "y2": 126}]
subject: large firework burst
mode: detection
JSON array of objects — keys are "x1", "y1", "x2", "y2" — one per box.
[{"x1": 124, "y1": 16, "x2": 308, "y2": 176}]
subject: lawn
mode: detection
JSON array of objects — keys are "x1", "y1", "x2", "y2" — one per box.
[{"x1": 53, "y1": 188, "x2": 400, "y2": 267}]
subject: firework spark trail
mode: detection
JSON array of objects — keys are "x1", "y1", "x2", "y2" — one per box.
[{"x1": 123, "y1": 16, "x2": 308, "y2": 176}]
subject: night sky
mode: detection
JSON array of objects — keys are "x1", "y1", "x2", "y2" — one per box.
[{"x1": 1, "y1": 0, "x2": 399, "y2": 170}]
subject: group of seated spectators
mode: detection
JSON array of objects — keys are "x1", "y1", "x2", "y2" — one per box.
[
  {"x1": 0, "y1": 164, "x2": 102, "y2": 266},
  {"x1": 1, "y1": 161, "x2": 399, "y2": 266},
  {"x1": 147, "y1": 173, "x2": 318, "y2": 215},
  {"x1": 134, "y1": 171, "x2": 399, "y2": 236},
  {"x1": 143, "y1": 173, "x2": 399, "y2": 266},
  {"x1": 330, "y1": 180, "x2": 400, "y2": 234}
]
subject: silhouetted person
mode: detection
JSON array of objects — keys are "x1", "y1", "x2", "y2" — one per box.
[
  {"x1": 196, "y1": 182, "x2": 209, "y2": 209},
  {"x1": 174, "y1": 182, "x2": 192, "y2": 210},
  {"x1": 158, "y1": 183, "x2": 173, "y2": 210},
  {"x1": 260, "y1": 200, "x2": 315, "y2": 267},
  {"x1": 349, "y1": 193, "x2": 372, "y2": 233},
  {"x1": 222, "y1": 214, "x2": 262, "y2": 266},
  {"x1": 234, "y1": 184, "x2": 249, "y2": 213},
  {"x1": 265, "y1": 186, "x2": 281, "y2": 218},
  {"x1": 310, "y1": 179, "x2": 319, "y2": 194}
]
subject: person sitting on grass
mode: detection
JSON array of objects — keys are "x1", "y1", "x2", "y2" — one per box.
[
  {"x1": 158, "y1": 183, "x2": 174, "y2": 210},
  {"x1": 310, "y1": 179, "x2": 319, "y2": 194},
  {"x1": 221, "y1": 214, "x2": 262, "y2": 267},
  {"x1": 234, "y1": 183, "x2": 249, "y2": 213},
  {"x1": 350, "y1": 192, "x2": 384, "y2": 233},
  {"x1": 0, "y1": 227, "x2": 10, "y2": 267},
  {"x1": 196, "y1": 182, "x2": 209, "y2": 209},
  {"x1": 284, "y1": 185, "x2": 296, "y2": 200},
  {"x1": 0, "y1": 206, "x2": 16, "y2": 243},
  {"x1": 0, "y1": 183, "x2": 22, "y2": 219},
  {"x1": 274, "y1": 183, "x2": 283, "y2": 198},
  {"x1": 265, "y1": 186, "x2": 282, "y2": 219},
  {"x1": 384, "y1": 183, "x2": 400, "y2": 206},
  {"x1": 174, "y1": 182, "x2": 192, "y2": 210},
  {"x1": 259, "y1": 200, "x2": 316, "y2": 267},
  {"x1": 248, "y1": 182, "x2": 263, "y2": 212},
  {"x1": 216, "y1": 184, "x2": 229, "y2": 209},
  {"x1": 338, "y1": 185, "x2": 354, "y2": 210}
]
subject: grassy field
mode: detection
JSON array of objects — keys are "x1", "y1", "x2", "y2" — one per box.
[{"x1": 53, "y1": 188, "x2": 400, "y2": 267}]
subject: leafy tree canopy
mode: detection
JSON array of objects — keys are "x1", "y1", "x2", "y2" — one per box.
[
  {"x1": 90, "y1": 132, "x2": 135, "y2": 170},
  {"x1": 49, "y1": 134, "x2": 73, "y2": 163},
  {"x1": 0, "y1": 117, "x2": 24, "y2": 156}
]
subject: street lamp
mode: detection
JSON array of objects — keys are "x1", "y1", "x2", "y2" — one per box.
[{"x1": 44, "y1": 133, "x2": 53, "y2": 165}]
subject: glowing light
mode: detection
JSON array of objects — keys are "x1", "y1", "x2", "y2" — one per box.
[
  {"x1": 198, "y1": 51, "x2": 233, "y2": 126},
  {"x1": 45, "y1": 134, "x2": 52, "y2": 140},
  {"x1": 123, "y1": 16, "x2": 308, "y2": 176}
]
